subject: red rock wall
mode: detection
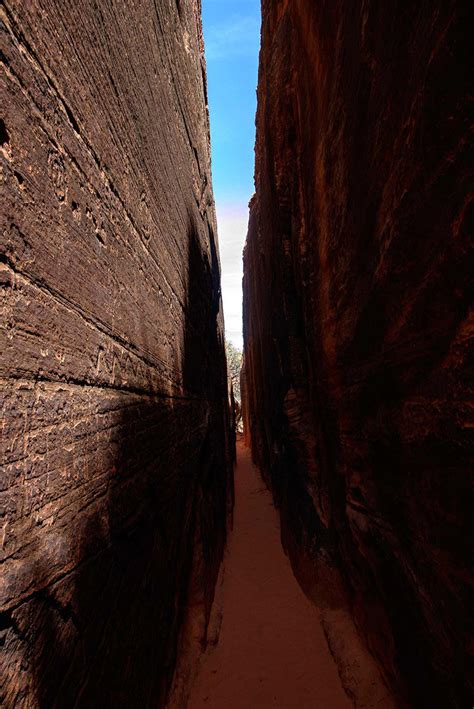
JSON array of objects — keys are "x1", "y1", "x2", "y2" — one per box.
[
  {"x1": 243, "y1": 1, "x2": 473, "y2": 705},
  {"x1": 1, "y1": 1, "x2": 232, "y2": 705}
]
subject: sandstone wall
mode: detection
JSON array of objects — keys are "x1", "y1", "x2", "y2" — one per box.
[
  {"x1": 1, "y1": 1, "x2": 232, "y2": 705},
  {"x1": 243, "y1": 1, "x2": 473, "y2": 705}
]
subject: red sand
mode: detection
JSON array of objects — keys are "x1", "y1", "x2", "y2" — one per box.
[{"x1": 188, "y1": 440, "x2": 351, "y2": 708}]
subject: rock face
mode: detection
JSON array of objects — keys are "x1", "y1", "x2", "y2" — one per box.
[
  {"x1": 243, "y1": 1, "x2": 473, "y2": 706},
  {"x1": 1, "y1": 1, "x2": 232, "y2": 705}
]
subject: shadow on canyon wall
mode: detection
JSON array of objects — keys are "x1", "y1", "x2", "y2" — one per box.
[{"x1": 10, "y1": 216, "x2": 231, "y2": 708}]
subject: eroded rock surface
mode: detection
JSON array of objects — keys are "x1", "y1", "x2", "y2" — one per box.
[
  {"x1": 1, "y1": 1, "x2": 232, "y2": 705},
  {"x1": 243, "y1": 1, "x2": 473, "y2": 705}
]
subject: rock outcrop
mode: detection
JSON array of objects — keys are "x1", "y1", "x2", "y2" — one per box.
[
  {"x1": 243, "y1": 1, "x2": 473, "y2": 706},
  {"x1": 1, "y1": 1, "x2": 232, "y2": 705}
]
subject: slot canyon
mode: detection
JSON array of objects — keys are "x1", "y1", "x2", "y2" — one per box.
[{"x1": 1, "y1": 1, "x2": 472, "y2": 708}]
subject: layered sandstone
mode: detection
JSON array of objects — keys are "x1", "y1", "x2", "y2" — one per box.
[
  {"x1": 243, "y1": 1, "x2": 473, "y2": 706},
  {"x1": 1, "y1": 1, "x2": 232, "y2": 705}
]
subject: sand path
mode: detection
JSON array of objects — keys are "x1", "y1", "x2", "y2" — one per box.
[{"x1": 188, "y1": 440, "x2": 351, "y2": 708}]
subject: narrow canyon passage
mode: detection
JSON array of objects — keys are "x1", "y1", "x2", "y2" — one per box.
[
  {"x1": 2, "y1": 1, "x2": 471, "y2": 706},
  {"x1": 188, "y1": 439, "x2": 350, "y2": 709}
]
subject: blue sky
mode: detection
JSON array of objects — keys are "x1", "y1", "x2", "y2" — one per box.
[{"x1": 202, "y1": 0, "x2": 261, "y2": 349}]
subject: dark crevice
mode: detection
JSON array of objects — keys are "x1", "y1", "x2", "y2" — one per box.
[{"x1": 0, "y1": 117, "x2": 10, "y2": 146}]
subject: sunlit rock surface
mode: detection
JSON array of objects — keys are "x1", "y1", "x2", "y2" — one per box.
[{"x1": 243, "y1": 1, "x2": 473, "y2": 705}]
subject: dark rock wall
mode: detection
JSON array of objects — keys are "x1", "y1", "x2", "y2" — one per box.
[
  {"x1": 1, "y1": 1, "x2": 232, "y2": 706},
  {"x1": 243, "y1": 1, "x2": 473, "y2": 705}
]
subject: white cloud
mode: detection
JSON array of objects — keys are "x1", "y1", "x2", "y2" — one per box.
[
  {"x1": 205, "y1": 15, "x2": 260, "y2": 61},
  {"x1": 216, "y1": 203, "x2": 250, "y2": 350}
]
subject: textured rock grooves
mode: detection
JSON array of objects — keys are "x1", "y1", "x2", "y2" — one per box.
[
  {"x1": 1, "y1": 1, "x2": 232, "y2": 706},
  {"x1": 243, "y1": 1, "x2": 473, "y2": 707}
]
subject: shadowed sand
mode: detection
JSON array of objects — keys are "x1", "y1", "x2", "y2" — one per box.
[{"x1": 188, "y1": 440, "x2": 351, "y2": 708}]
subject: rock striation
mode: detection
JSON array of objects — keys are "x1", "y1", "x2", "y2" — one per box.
[
  {"x1": 1, "y1": 1, "x2": 232, "y2": 705},
  {"x1": 243, "y1": 1, "x2": 473, "y2": 706}
]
